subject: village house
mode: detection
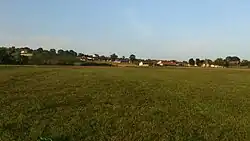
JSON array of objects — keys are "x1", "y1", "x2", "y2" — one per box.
[
  {"x1": 20, "y1": 49, "x2": 33, "y2": 57},
  {"x1": 157, "y1": 60, "x2": 177, "y2": 66},
  {"x1": 228, "y1": 60, "x2": 240, "y2": 66},
  {"x1": 113, "y1": 60, "x2": 121, "y2": 63},
  {"x1": 80, "y1": 55, "x2": 95, "y2": 61},
  {"x1": 139, "y1": 61, "x2": 149, "y2": 67}
]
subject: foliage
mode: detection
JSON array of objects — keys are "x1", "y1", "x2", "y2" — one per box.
[
  {"x1": 225, "y1": 56, "x2": 241, "y2": 66},
  {"x1": 0, "y1": 47, "x2": 80, "y2": 66},
  {"x1": 226, "y1": 56, "x2": 240, "y2": 62},
  {"x1": 206, "y1": 59, "x2": 213, "y2": 65},
  {"x1": 195, "y1": 58, "x2": 201, "y2": 66},
  {"x1": 110, "y1": 53, "x2": 118, "y2": 61},
  {"x1": 214, "y1": 58, "x2": 225, "y2": 66},
  {"x1": 129, "y1": 54, "x2": 136, "y2": 62},
  {"x1": 188, "y1": 58, "x2": 195, "y2": 66},
  {"x1": 0, "y1": 46, "x2": 245, "y2": 68},
  {"x1": 200, "y1": 59, "x2": 205, "y2": 65},
  {"x1": 240, "y1": 60, "x2": 250, "y2": 67}
]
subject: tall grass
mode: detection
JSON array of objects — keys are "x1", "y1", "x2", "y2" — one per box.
[{"x1": 1, "y1": 66, "x2": 250, "y2": 140}]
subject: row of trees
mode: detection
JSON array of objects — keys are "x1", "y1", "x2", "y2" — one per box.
[
  {"x1": 0, "y1": 47, "x2": 80, "y2": 65},
  {"x1": 1, "y1": 46, "x2": 249, "y2": 67},
  {"x1": 0, "y1": 46, "x2": 138, "y2": 65},
  {"x1": 188, "y1": 56, "x2": 250, "y2": 67},
  {"x1": 109, "y1": 53, "x2": 136, "y2": 62}
]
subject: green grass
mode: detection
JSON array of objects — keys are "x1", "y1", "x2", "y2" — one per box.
[{"x1": 1, "y1": 66, "x2": 250, "y2": 141}]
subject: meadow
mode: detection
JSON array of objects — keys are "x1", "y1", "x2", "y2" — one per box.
[{"x1": 1, "y1": 66, "x2": 250, "y2": 141}]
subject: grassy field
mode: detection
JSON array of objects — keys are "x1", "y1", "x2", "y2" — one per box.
[{"x1": 1, "y1": 66, "x2": 250, "y2": 141}]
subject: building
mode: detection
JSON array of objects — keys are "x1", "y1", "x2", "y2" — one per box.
[
  {"x1": 157, "y1": 60, "x2": 177, "y2": 66},
  {"x1": 113, "y1": 60, "x2": 121, "y2": 63},
  {"x1": 139, "y1": 61, "x2": 149, "y2": 67},
  {"x1": 20, "y1": 49, "x2": 33, "y2": 57},
  {"x1": 79, "y1": 55, "x2": 94, "y2": 61}
]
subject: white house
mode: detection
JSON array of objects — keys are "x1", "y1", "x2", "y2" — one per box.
[
  {"x1": 20, "y1": 50, "x2": 33, "y2": 57},
  {"x1": 201, "y1": 63, "x2": 210, "y2": 67},
  {"x1": 157, "y1": 61, "x2": 164, "y2": 66},
  {"x1": 113, "y1": 60, "x2": 121, "y2": 63},
  {"x1": 139, "y1": 62, "x2": 149, "y2": 67}
]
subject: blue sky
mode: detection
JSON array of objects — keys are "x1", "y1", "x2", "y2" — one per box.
[{"x1": 0, "y1": 0, "x2": 250, "y2": 60}]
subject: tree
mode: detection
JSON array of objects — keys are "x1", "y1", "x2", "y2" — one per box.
[
  {"x1": 94, "y1": 54, "x2": 100, "y2": 61},
  {"x1": 226, "y1": 56, "x2": 240, "y2": 62},
  {"x1": 232, "y1": 56, "x2": 240, "y2": 62},
  {"x1": 189, "y1": 58, "x2": 195, "y2": 66},
  {"x1": 50, "y1": 49, "x2": 56, "y2": 55},
  {"x1": 100, "y1": 55, "x2": 107, "y2": 61},
  {"x1": 12, "y1": 51, "x2": 21, "y2": 64},
  {"x1": 214, "y1": 58, "x2": 224, "y2": 66},
  {"x1": 129, "y1": 54, "x2": 136, "y2": 63},
  {"x1": 0, "y1": 48, "x2": 11, "y2": 64},
  {"x1": 195, "y1": 58, "x2": 201, "y2": 66},
  {"x1": 224, "y1": 59, "x2": 229, "y2": 68},
  {"x1": 0, "y1": 48, "x2": 6, "y2": 63},
  {"x1": 240, "y1": 60, "x2": 249, "y2": 66},
  {"x1": 57, "y1": 49, "x2": 64, "y2": 55},
  {"x1": 183, "y1": 61, "x2": 188, "y2": 64},
  {"x1": 206, "y1": 59, "x2": 213, "y2": 65},
  {"x1": 69, "y1": 50, "x2": 77, "y2": 56},
  {"x1": 37, "y1": 47, "x2": 44, "y2": 53},
  {"x1": 200, "y1": 60, "x2": 205, "y2": 65},
  {"x1": 20, "y1": 56, "x2": 29, "y2": 64},
  {"x1": 94, "y1": 54, "x2": 99, "y2": 58},
  {"x1": 77, "y1": 53, "x2": 84, "y2": 57},
  {"x1": 225, "y1": 56, "x2": 241, "y2": 66},
  {"x1": 110, "y1": 53, "x2": 118, "y2": 61}
]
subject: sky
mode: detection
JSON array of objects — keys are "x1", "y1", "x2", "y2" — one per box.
[{"x1": 0, "y1": 0, "x2": 250, "y2": 60}]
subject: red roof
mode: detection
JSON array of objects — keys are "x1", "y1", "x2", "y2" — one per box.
[{"x1": 161, "y1": 61, "x2": 176, "y2": 65}]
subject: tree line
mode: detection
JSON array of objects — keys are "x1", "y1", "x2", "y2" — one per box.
[
  {"x1": 0, "y1": 46, "x2": 138, "y2": 65},
  {"x1": 188, "y1": 56, "x2": 250, "y2": 67},
  {"x1": 0, "y1": 46, "x2": 249, "y2": 67}
]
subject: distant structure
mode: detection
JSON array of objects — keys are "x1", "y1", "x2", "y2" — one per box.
[
  {"x1": 156, "y1": 60, "x2": 177, "y2": 66},
  {"x1": 20, "y1": 49, "x2": 33, "y2": 57},
  {"x1": 139, "y1": 61, "x2": 149, "y2": 67}
]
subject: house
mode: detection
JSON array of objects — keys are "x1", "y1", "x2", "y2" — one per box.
[
  {"x1": 201, "y1": 63, "x2": 210, "y2": 67},
  {"x1": 229, "y1": 60, "x2": 240, "y2": 65},
  {"x1": 157, "y1": 60, "x2": 177, "y2": 66},
  {"x1": 210, "y1": 65, "x2": 222, "y2": 68},
  {"x1": 139, "y1": 61, "x2": 149, "y2": 67},
  {"x1": 20, "y1": 49, "x2": 33, "y2": 57},
  {"x1": 79, "y1": 55, "x2": 94, "y2": 61},
  {"x1": 113, "y1": 60, "x2": 121, "y2": 63},
  {"x1": 178, "y1": 61, "x2": 189, "y2": 67},
  {"x1": 120, "y1": 59, "x2": 130, "y2": 63}
]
